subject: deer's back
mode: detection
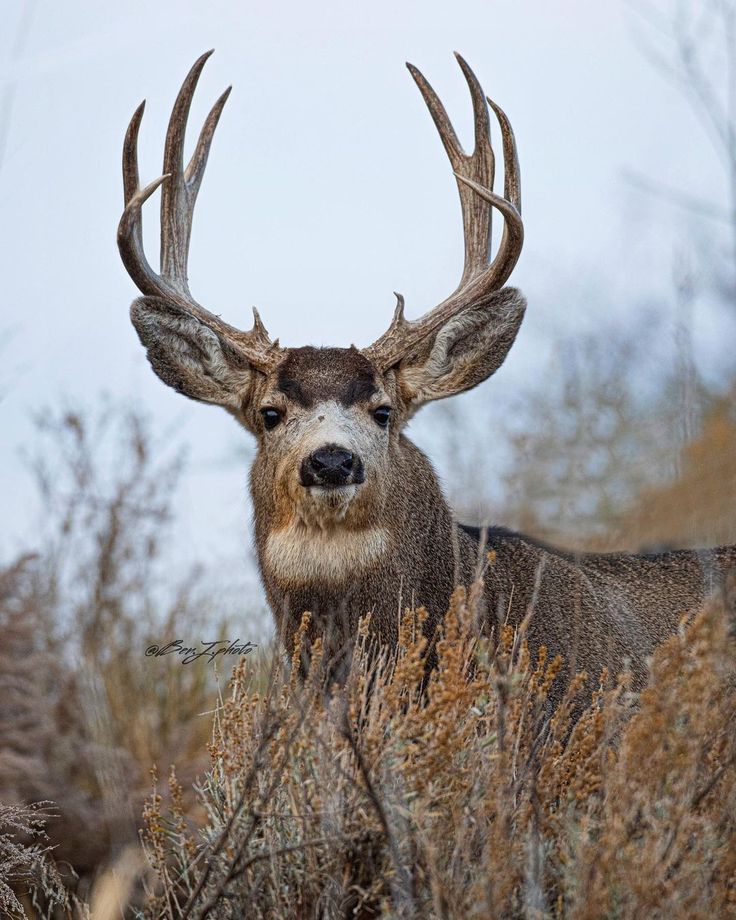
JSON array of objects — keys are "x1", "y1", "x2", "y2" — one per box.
[{"x1": 463, "y1": 526, "x2": 736, "y2": 687}]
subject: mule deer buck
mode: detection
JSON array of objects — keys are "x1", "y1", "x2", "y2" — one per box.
[{"x1": 119, "y1": 51, "x2": 736, "y2": 691}]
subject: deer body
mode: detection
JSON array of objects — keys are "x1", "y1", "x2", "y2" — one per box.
[
  {"x1": 248, "y1": 344, "x2": 736, "y2": 686},
  {"x1": 475, "y1": 532, "x2": 735, "y2": 686},
  {"x1": 118, "y1": 52, "x2": 736, "y2": 691}
]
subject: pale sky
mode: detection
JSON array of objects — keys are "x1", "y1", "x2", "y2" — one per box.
[{"x1": 2, "y1": 0, "x2": 733, "y2": 616}]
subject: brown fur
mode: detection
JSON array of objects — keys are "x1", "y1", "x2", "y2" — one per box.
[
  {"x1": 120, "y1": 55, "x2": 736, "y2": 697},
  {"x1": 241, "y1": 343, "x2": 736, "y2": 692},
  {"x1": 130, "y1": 293, "x2": 736, "y2": 694}
]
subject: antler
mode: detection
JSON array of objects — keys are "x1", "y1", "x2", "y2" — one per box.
[
  {"x1": 117, "y1": 50, "x2": 282, "y2": 372},
  {"x1": 364, "y1": 54, "x2": 523, "y2": 371}
]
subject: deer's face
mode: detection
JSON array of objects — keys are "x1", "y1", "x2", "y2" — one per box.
[
  {"x1": 130, "y1": 287, "x2": 525, "y2": 542},
  {"x1": 119, "y1": 52, "x2": 527, "y2": 584},
  {"x1": 248, "y1": 347, "x2": 398, "y2": 532}
]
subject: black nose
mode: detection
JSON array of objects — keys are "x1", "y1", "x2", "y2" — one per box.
[{"x1": 301, "y1": 446, "x2": 358, "y2": 487}]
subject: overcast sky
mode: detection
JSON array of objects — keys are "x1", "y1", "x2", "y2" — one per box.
[{"x1": 2, "y1": 0, "x2": 733, "y2": 602}]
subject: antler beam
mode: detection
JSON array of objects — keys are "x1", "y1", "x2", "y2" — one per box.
[
  {"x1": 117, "y1": 50, "x2": 281, "y2": 371},
  {"x1": 364, "y1": 53, "x2": 524, "y2": 371}
]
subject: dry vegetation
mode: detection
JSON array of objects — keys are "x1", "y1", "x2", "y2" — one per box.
[
  {"x1": 0, "y1": 404, "x2": 234, "y2": 913},
  {"x1": 452, "y1": 332, "x2": 736, "y2": 555},
  {"x1": 2, "y1": 389, "x2": 736, "y2": 918},
  {"x1": 4, "y1": 3, "x2": 736, "y2": 916},
  {"x1": 136, "y1": 574, "x2": 736, "y2": 918},
  {"x1": 5, "y1": 531, "x2": 736, "y2": 915}
]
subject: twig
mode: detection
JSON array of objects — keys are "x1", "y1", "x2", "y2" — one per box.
[
  {"x1": 190, "y1": 697, "x2": 313, "y2": 920},
  {"x1": 228, "y1": 834, "x2": 347, "y2": 881},
  {"x1": 177, "y1": 711, "x2": 282, "y2": 919},
  {"x1": 0, "y1": 0, "x2": 38, "y2": 175},
  {"x1": 690, "y1": 750, "x2": 736, "y2": 810},
  {"x1": 622, "y1": 169, "x2": 732, "y2": 223},
  {"x1": 340, "y1": 707, "x2": 415, "y2": 915}
]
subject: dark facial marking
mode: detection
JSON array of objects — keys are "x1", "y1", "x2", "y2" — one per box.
[
  {"x1": 344, "y1": 376, "x2": 378, "y2": 406},
  {"x1": 276, "y1": 346, "x2": 378, "y2": 408},
  {"x1": 276, "y1": 374, "x2": 310, "y2": 408}
]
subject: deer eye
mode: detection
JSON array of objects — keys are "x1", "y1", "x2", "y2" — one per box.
[
  {"x1": 260, "y1": 407, "x2": 282, "y2": 430},
  {"x1": 373, "y1": 406, "x2": 391, "y2": 428}
]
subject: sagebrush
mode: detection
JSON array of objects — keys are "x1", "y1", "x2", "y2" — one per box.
[{"x1": 138, "y1": 576, "x2": 736, "y2": 919}]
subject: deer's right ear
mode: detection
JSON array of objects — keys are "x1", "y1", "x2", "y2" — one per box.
[{"x1": 131, "y1": 297, "x2": 256, "y2": 411}]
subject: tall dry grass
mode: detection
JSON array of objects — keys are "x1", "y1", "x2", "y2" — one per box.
[
  {"x1": 2, "y1": 398, "x2": 736, "y2": 917},
  {"x1": 0, "y1": 404, "x2": 236, "y2": 908},
  {"x1": 135, "y1": 578, "x2": 736, "y2": 919}
]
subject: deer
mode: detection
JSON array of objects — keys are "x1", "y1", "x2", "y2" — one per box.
[{"x1": 118, "y1": 51, "x2": 736, "y2": 694}]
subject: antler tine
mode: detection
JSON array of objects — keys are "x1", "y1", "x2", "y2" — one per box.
[
  {"x1": 454, "y1": 53, "x2": 496, "y2": 285},
  {"x1": 405, "y1": 62, "x2": 464, "y2": 171},
  {"x1": 122, "y1": 101, "x2": 145, "y2": 206},
  {"x1": 119, "y1": 101, "x2": 169, "y2": 298},
  {"x1": 185, "y1": 85, "x2": 232, "y2": 189},
  {"x1": 364, "y1": 55, "x2": 524, "y2": 371},
  {"x1": 488, "y1": 96, "x2": 521, "y2": 212},
  {"x1": 454, "y1": 96, "x2": 523, "y2": 293},
  {"x1": 160, "y1": 50, "x2": 213, "y2": 293},
  {"x1": 117, "y1": 52, "x2": 282, "y2": 372}
]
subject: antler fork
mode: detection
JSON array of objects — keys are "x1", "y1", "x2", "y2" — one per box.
[
  {"x1": 117, "y1": 51, "x2": 281, "y2": 371},
  {"x1": 365, "y1": 53, "x2": 524, "y2": 371}
]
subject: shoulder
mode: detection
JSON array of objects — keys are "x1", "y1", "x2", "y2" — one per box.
[{"x1": 459, "y1": 524, "x2": 573, "y2": 559}]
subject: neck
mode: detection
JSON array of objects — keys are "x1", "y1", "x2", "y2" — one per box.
[{"x1": 252, "y1": 436, "x2": 470, "y2": 648}]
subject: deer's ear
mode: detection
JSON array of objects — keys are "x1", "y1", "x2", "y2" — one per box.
[
  {"x1": 131, "y1": 297, "x2": 256, "y2": 412},
  {"x1": 395, "y1": 287, "x2": 525, "y2": 410}
]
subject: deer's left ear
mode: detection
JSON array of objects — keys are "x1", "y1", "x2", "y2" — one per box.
[{"x1": 395, "y1": 287, "x2": 525, "y2": 410}]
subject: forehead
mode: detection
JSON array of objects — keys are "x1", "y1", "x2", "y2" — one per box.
[{"x1": 274, "y1": 346, "x2": 379, "y2": 408}]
